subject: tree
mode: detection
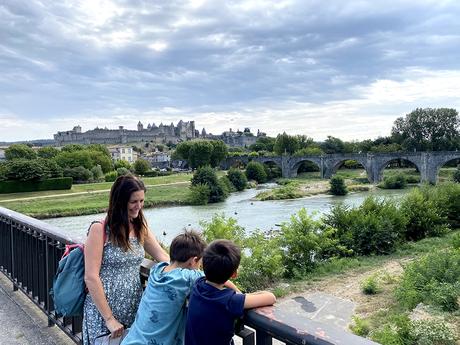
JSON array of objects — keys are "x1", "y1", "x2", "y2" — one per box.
[
  {"x1": 329, "y1": 175, "x2": 348, "y2": 195},
  {"x1": 61, "y1": 144, "x2": 85, "y2": 153},
  {"x1": 133, "y1": 159, "x2": 151, "y2": 175},
  {"x1": 191, "y1": 166, "x2": 227, "y2": 203},
  {"x1": 189, "y1": 140, "x2": 213, "y2": 169},
  {"x1": 321, "y1": 136, "x2": 345, "y2": 154},
  {"x1": 209, "y1": 140, "x2": 228, "y2": 167},
  {"x1": 227, "y1": 168, "x2": 248, "y2": 191},
  {"x1": 5, "y1": 144, "x2": 37, "y2": 160},
  {"x1": 245, "y1": 161, "x2": 267, "y2": 183},
  {"x1": 37, "y1": 146, "x2": 60, "y2": 159},
  {"x1": 273, "y1": 133, "x2": 300, "y2": 155},
  {"x1": 391, "y1": 108, "x2": 460, "y2": 151},
  {"x1": 249, "y1": 137, "x2": 276, "y2": 152}
]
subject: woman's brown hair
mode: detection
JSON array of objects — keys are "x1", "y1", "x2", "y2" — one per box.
[{"x1": 106, "y1": 174, "x2": 147, "y2": 251}]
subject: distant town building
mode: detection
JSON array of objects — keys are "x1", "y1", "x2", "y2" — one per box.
[
  {"x1": 54, "y1": 120, "x2": 198, "y2": 146},
  {"x1": 205, "y1": 127, "x2": 266, "y2": 147},
  {"x1": 108, "y1": 146, "x2": 138, "y2": 162}
]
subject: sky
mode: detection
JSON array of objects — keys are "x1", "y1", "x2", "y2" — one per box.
[{"x1": 1, "y1": 0, "x2": 460, "y2": 142}]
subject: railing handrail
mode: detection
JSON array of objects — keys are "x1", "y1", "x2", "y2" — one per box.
[{"x1": 0, "y1": 206, "x2": 378, "y2": 345}]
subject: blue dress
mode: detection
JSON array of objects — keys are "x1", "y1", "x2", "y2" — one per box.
[
  {"x1": 122, "y1": 262, "x2": 203, "y2": 345},
  {"x1": 83, "y1": 236, "x2": 145, "y2": 345}
]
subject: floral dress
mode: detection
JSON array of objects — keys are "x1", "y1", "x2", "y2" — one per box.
[{"x1": 82, "y1": 229, "x2": 145, "y2": 345}]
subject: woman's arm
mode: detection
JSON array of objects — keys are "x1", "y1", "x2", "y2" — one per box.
[
  {"x1": 84, "y1": 222, "x2": 124, "y2": 338},
  {"x1": 143, "y1": 229, "x2": 170, "y2": 262}
]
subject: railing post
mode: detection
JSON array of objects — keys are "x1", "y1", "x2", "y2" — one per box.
[
  {"x1": 10, "y1": 221, "x2": 18, "y2": 291},
  {"x1": 256, "y1": 330, "x2": 272, "y2": 345}
]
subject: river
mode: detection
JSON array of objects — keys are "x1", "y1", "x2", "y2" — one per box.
[{"x1": 43, "y1": 185, "x2": 409, "y2": 244}]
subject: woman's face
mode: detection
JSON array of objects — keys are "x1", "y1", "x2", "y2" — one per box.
[{"x1": 127, "y1": 190, "x2": 145, "y2": 220}]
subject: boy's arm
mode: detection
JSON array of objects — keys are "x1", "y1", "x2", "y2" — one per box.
[
  {"x1": 243, "y1": 291, "x2": 276, "y2": 309},
  {"x1": 224, "y1": 280, "x2": 241, "y2": 293}
]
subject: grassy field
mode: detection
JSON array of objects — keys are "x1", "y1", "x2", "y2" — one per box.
[{"x1": 0, "y1": 173, "x2": 193, "y2": 218}]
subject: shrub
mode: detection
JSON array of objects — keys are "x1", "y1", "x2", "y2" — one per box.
[
  {"x1": 370, "y1": 314, "x2": 412, "y2": 345},
  {"x1": 104, "y1": 171, "x2": 118, "y2": 182},
  {"x1": 361, "y1": 275, "x2": 380, "y2": 295},
  {"x1": 0, "y1": 177, "x2": 72, "y2": 193},
  {"x1": 133, "y1": 159, "x2": 151, "y2": 175},
  {"x1": 63, "y1": 166, "x2": 92, "y2": 183},
  {"x1": 350, "y1": 316, "x2": 371, "y2": 337},
  {"x1": 91, "y1": 165, "x2": 104, "y2": 182},
  {"x1": 188, "y1": 183, "x2": 211, "y2": 205},
  {"x1": 143, "y1": 170, "x2": 159, "y2": 177},
  {"x1": 238, "y1": 230, "x2": 284, "y2": 291},
  {"x1": 395, "y1": 249, "x2": 460, "y2": 311},
  {"x1": 400, "y1": 188, "x2": 449, "y2": 240},
  {"x1": 453, "y1": 168, "x2": 460, "y2": 183},
  {"x1": 424, "y1": 183, "x2": 460, "y2": 228},
  {"x1": 4, "y1": 159, "x2": 45, "y2": 181},
  {"x1": 410, "y1": 319, "x2": 457, "y2": 345},
  {"x1": 200, "y1": 214, "x2": 245, "y2": 245},
  {"x1": 116, "y1": 167, "x2": 131, "y2": 177},
  {"x1": 324, "y1": 197, "x2": 407, "y2": 256},
  {"x1": 227, "y1": 168, "x2": 248, "y2": 191},
  {"x1": 245, "y1": 161, "x2": 267, "y2": 183},
  {"x1": 219, "y1": 176, "x2": 235, "y2": 194},
  {"x1": 191, "y1": 166, "x2": 227, "y2": 203},
  {"x1": 279, "y1": 208, "x2": 327, "y2": 277},
  {"x1": 381, "y1": 174, "x2": 407, "y2": 189},
  {"x1": 329, "y1": 175, "x2": 348, "y2": 195}
]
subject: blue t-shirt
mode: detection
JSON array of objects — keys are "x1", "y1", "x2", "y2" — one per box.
[
  {"x1": 185, "y1": 277, "x2": 246, "y2": 345},
  {"x1": 122, "y1": 262, "x2": 203, "y2": 345}
]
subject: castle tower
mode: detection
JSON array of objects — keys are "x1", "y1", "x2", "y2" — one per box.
[{"x1": 137, "y1": 121, "x2": 143, "y2": 131}]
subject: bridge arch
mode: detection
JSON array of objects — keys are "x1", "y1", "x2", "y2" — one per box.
[
  {"x1": 432, "y1": 156, "x2": 460, "y2": 183},
  {"x1": 325, "y1": 158, "x2": 372, "y2": 183},
  {"x1": 374, "y1": 157, "x2": 421, "y2": 183}
]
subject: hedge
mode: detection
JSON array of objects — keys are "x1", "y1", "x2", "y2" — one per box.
[{"x1": 0, "y1": 177, "x2": 73, "y2": 194}]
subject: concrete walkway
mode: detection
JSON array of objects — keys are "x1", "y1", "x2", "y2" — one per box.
[{"x1": 0, "y1": 273, "x2": 74, "y2": 345}]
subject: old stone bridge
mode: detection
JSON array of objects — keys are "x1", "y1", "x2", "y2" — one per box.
[{"x1": 222, "y1": 151, "x2": 460, "y2": 184}]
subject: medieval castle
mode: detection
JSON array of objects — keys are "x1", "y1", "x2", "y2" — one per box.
[{"x1": 54, "y1": 121, "x2": 266, "y2": 147}]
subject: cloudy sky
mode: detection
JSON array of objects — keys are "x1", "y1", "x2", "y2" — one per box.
[{"x1": 1, "y1": 0, "x2": 460, "y2": 142}]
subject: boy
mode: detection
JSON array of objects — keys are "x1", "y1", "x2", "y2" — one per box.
[
  {"x1": 185, "y1": 239, "x2": 276, "y2": 345},
  {"x1": 122, "y1": 231, "x2": 206, "y2": 345}
]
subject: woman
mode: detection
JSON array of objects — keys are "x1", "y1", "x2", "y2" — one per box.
[{"x1": 83, "y1": 174, "x2": 169, "y2": 344}]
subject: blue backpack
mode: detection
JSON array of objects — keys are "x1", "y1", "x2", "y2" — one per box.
[{"x1": 50, "y1": 221, "x2": 106, "y2": 317}]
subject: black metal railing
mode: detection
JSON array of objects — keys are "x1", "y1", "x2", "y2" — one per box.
[{"x1": 0, "y1": 206, "x2": 377, "y2": 345}]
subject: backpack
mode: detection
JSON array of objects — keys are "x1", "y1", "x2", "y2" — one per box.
[{"x1": 50, "y1": 220, "x2": 106, "y2": 317}]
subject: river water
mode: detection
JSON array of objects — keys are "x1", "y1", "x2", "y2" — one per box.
[{"x1": 43, "y1": 185, "x2": 408, "y2": 244}]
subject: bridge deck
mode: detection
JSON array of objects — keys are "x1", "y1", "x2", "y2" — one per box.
[{"x1": 0, "y1": 273, "x2": 74, "y2": 345}]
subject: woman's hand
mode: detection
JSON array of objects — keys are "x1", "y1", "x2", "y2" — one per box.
[{"x1": 106, "y1": 316, "x2": 124, "y2": 338}]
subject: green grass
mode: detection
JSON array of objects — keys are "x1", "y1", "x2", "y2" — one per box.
[{"x1": 0, "y1": 180, "x2": 191, "y2": 218}]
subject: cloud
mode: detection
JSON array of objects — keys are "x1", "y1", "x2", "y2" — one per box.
[{"x1": 1, "y1": 0, "x2": 460, "y2": 142}]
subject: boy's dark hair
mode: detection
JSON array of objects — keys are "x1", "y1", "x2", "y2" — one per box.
[
  {"x1": 203, "y1": 240, "x2": 241, "y2": 284},
  {"x1": 170, "y1": 230, "x2": 206, "y2": 263}
]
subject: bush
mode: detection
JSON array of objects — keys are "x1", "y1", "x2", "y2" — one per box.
[
  {"x1": 200, "y1": 214, "x2": 245, "y2": 245},
  {"x1": 370, "y1": 314, "x2": 412, "y2": 345},
  {"x1": 381, "y1": 174, "x2": 407, "y2": 189},
  {"x1": 188, "y1": 183, "x2": 211, "y2": 205},
  {"x1": 279, "y1": 208, "x2": 329, "y2": 277},
  {"x1": 395, "y1": 249, "x2": 460, "y2": 311},
  {"x1": 361, "y1": 275, "x2": 380, "y2": 295},
  {"x1": 238, "y1": 230, "x2": 284, "y2": 291},
  {"x1": 400, "y1": 188, "x2": 449, "y2": 241},
  {"x1": 227, "y1": 168, "x2": 247, "y2": 191},
  {"x1": 91, "y1": 165, "x2": 104, "y2": 182},
  {"x1": 191, "y1": 166, "x2": 227, "y2": 203},
  {"x1": 0, "y1": 177, "x2": 72, "y2": 194},
  {"x1": 143, "y1": 170, "x2": 159, "y2": 177},
  {"x1": 329, "y1": 175, "x2": 348, "y2": 195},
  {"x1": 350, "y1": 316, "x2": 371, "y2": 337},
  {"x1": 424, "y1": 183, "x2": 460, "y2": 228},
  {"x1": 133, "y1": 159, "x2": 151, "y2": 175},
  {"x1": 324, "y1": 197, "x2": 407, "y2": 256},
  {"x1": 453, "y1": 168, "x2": 460, "y2": 183},
  {"x1": 3, "y1": 159, "x2": 45, "y2": 181},
  {"x1": 410, "y1": 319, "x2": 457, "y2": 345},
  {"x1": 63, "y1": 166, "x2": 92, "y2": 183},
  {"x1": 116, "y1": 167, "x2": 131, "y2": 177},
  {"x1": 104, "y1": 171, "x2": 118, "y2": 182},
  {"x1": 219, "y1": 176, "x2": 235, "y2": 194},
  {"x1": 245, "y1": 161, "x2": 267, "y2": 183}
]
